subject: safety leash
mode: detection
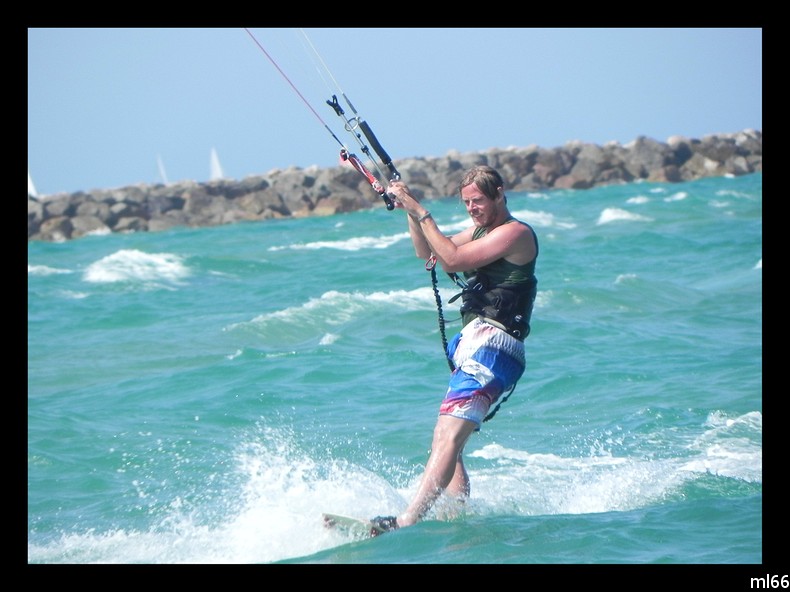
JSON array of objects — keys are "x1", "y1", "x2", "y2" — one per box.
[{"x1": 425, "y1": 255, "x2": 455, "y2": 372}]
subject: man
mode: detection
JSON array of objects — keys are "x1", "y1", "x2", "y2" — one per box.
[{"x1": 370, "y1": 165, "x2": 539, "y2": 533}]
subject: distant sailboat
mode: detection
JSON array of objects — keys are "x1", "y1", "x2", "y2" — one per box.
[
  {"x1": 28, "y1": 170, "x2": 38, "y2": 197},
  {"x1": 210, "y1": 147, "x2": 225, "y2": 181},
  {"x1": 157, "y1": 154, "x2": 170, "y2": 185}
]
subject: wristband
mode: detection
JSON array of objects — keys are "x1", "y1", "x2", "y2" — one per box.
[{"x1": 418, "y1": 211, "x2": 432, "y2": 223}]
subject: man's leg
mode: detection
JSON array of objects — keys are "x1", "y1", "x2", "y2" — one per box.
[
  {"x1": 397, "y1": 415, "x2": 477, "y2": 527},
  {"x1": 445, "y1": 451, "x2": 470, "y2": 498}
]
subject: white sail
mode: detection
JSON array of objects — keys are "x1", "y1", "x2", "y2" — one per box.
[
  {"x1": 210, "y1": 147, "x2": 225, "y2": 181},
  {"x1": 157, "y1": 154, "x2": 170, "y2": 185},
  {"x1": 28, "y1": 170, "x2": 38, "y2": 197}
]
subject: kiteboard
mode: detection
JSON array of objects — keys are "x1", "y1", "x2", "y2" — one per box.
[{"x1": 322, "y1": 513, "x2": 388, "y2": 539}]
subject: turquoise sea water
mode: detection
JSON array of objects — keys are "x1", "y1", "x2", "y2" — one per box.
[{"x1": 28, "y1": 173, "x2": 763, "y2": 571}]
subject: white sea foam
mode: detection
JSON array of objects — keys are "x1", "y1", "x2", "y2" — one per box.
[
  {"x1": 28, "y1": 264, "x2": 72, "y2": 276},
  {"x1": 511, "y1": 208, "x2": 576, "y2": 229},
  {"x1": 664, "y1": 191, "x2": 688, "y2": 202},
  {"x1": 268, "y1": 232, "x2": 409, "y2": 252},
  {"x1": 596, "y1": 208, "x2": 653, "y2": 225},
  {"x1": 83, "y1": 249, "x2": 190, "y2": 284},
  {"x1": 626, "y1": 195, "x2": 650, "y2": 204}
]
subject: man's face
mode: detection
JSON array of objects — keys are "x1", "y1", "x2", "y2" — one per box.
[{"x1": 461, "y1": 184, "x2": 500, "y2": 228}]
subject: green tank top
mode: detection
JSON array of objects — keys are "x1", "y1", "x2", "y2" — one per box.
[
  {"x1": 460, "y1": 218, "x2": 539, "y2": 338},
  {"x1": 465, "y1": 219, "x2": 538, "y2": 286}
]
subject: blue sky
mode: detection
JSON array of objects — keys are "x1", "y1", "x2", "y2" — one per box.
[{"x1": 27, "y1": 28, "x2": 762, "y2": 197}]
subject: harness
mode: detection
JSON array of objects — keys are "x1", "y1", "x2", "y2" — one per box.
[{"x1": 447, "y1": 271, "x2": 537, "y2": 341}]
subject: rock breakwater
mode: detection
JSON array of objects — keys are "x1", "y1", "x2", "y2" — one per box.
[{"x1": 28, "y1": 129, "x2": 762, "y2": 242}]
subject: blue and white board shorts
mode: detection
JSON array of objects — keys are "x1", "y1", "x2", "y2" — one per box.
[{"x1": 440, "y1": 317, "x2": 526, "y2": 427}]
